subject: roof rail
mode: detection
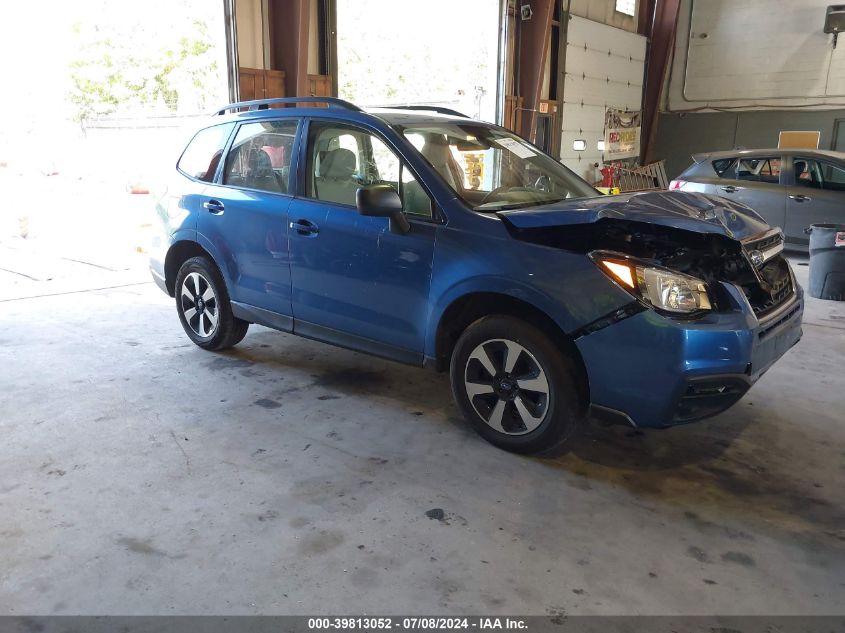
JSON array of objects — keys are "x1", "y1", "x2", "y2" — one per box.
[
  {"x1": 214, "y1": 97, "x2": 363, "y2": 116},
  {"x1": 374, "y1": 105, "x2": 471, "y2": 118}
]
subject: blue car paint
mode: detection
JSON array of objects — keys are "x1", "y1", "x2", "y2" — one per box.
[
  {"x1": 576, "y1": 285, "x2": 803, "y2": 426},
  {"x1": 499, "y1": 190, "x2": 771, "y2": 240},
  {"x1": 150, "y1": 105, "x2": 804, "y2": 429}
]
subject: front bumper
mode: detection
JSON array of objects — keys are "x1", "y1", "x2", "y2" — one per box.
[{"x1": 576, "y1": 283, "x2": 804, "y2": 428}]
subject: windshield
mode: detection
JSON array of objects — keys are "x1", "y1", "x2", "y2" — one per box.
[{"x1": 397, "y1": 123, "x2": 598, "y2": 211}]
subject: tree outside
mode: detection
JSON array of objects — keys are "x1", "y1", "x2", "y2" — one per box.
[{"x1": 337, "y1": 0, "x2": 500, "y2": 121}]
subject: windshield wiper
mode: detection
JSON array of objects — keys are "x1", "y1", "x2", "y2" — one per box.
[{"x1": 476, "y1": 197, "x2": 567, "y2": 212}]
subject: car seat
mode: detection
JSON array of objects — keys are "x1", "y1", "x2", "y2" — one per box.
[
  {"x1": 421, "y1": 134, "x2": 464, "y2": 190},
  {"x1": 244, "y1": 148, "x2": 283, "y2": 193},
  {"x1": 314, "y1": 148, "x2": 359, "y2": 205}
]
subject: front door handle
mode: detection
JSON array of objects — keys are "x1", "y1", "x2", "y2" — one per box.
[
  {"x1": 720, "y1": 185, "x2": 742, "y2": 193},
  {"x1": 290, "y1": 219, "x2": 319, "y2": 236},
  {"x1": 789, "y1": 194, "x2": 811, "y2": 202},
  {"x1": 203, "y1": 199, "x2": 225, "y2": 214}
]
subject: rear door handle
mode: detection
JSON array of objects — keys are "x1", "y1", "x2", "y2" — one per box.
[
  {"x1": 789, "y1": 194, "x2": 811, "y2": 202},
  {"x1": 720, "y1": 185, "x2": 742, "y2": 193},
  {"x1": 203, "y1": 199, "x2": 225, "y2": 214},
  {"x1": 289, "y1": 219, "x2": 319, "y2": 236}
]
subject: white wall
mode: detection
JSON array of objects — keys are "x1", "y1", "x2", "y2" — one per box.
[
  {"x1": 560, "y1": 15, "x2": 646, "y2": 181},
  {"x1": 667, "y1": 0, "x2": 845, "y2": 111},
  {"x1": 568, "y1": 0, "x2": 640, "y2": 34}
]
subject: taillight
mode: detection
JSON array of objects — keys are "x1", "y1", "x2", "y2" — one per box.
[{"x1": 669, "y1": 179, "x2": 686, "y2": 190}]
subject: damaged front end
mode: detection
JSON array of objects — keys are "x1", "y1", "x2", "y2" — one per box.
[
  {"x1": 497, "y1": 191, "x2": 803, "y2": 428},
  {"x1": 503, "y1": 217, "x2": 796, "y2": 320}
]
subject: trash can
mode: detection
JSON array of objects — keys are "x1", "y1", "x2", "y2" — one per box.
[{"x1": 807, "y1": 223, "x2": 845, "y2": 300}]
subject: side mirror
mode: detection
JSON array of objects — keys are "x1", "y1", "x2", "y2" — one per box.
[{"x1": 356, "y1": 184, "x2": 410, "y2": 234}]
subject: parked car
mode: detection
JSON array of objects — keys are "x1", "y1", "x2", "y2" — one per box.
[
  {"x1": 150, "y1": 97, "x2": 803, "y2": 454},
  {"x1": 671, "y1": 148, "x2": 845, "y2": 250}
]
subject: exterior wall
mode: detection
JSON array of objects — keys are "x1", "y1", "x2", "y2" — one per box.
[
  {"x1": 235, "y1": 0, "x2": 268, "y2": 69},
  {"x1": 653, "y1": 110, "x2": 845, "y2": 179},
  {"x1": 653, "y1": 0, "x2": 845, "y2": 179},
  {"x1": 308, "y1": 0, "x2": 320, "y2": 75},
  {"x1": 568, "y1": 0, "x2": 639, "y2": 34},
  {"x1": 666, "y1": 0, "x2": 845, "y2": 111},
  {"x1": 235, "y1": 0, "x2": 321, "y2": 89}
]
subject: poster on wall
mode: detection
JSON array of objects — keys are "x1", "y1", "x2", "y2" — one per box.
[{"x1": 604, "y1": 108, "x2": 641, "y2": 160}]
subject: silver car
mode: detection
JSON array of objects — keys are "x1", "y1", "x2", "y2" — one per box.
[{"x1": 671, "y1": 148, "x2": 845, "y2": 250}]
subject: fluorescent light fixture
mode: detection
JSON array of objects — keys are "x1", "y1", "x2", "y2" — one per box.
[{"x1": 573, "y1": 139, "x2": 587, "y2": 151}]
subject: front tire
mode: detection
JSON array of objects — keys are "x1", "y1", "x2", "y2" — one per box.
[
  {"x1": 450, "y1": 315, "x2": 584, "y2": 454},
  {"x1": 174, "y1": 256, "x2": 249, "y2": 351}
]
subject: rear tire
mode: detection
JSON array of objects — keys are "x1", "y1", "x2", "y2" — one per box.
[
  {"x1": 449, "y1": 315, "x2": 584, "y2": 454},
  {"x1": 174, "y1": 256, "x2": 249, "y2": 351}
]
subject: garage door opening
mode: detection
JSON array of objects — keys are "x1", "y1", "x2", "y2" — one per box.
[
  {"x1": 0, "y1": 0, "x2": 229, "y2": 298},
  {"x1": 336, "y1": 0, "x2": 501, "y2": 122}
]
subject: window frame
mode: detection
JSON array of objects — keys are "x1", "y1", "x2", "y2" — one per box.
[
  {"x1": 212, "y1": 117, "x2": 302, "y2": 197},
  {"x1": 176, "y1": 122, "x2": 236, "y2": 184},
  {"x1": 615, "y1": 0, "x2": 636, "y2": 17},
  {"x1": 792, "y1": 156, "x2": 845, "y2": 191},
  {"x1": 711, "y1": 158, "x2": 737, "y2": 179},
  {"x1": 299, "y1": 117, "x2": 442, "y2": 224},
  {"x1": 734, "y1": 155, "x2": 784, "y2": 185}
]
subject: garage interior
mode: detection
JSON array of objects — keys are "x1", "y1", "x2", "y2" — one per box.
[{"x1": 1, "y1": 0, "x2": 844, "y2": 621}]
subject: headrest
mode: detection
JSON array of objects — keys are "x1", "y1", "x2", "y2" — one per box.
[
  {"x1": 320, "y1": 148, "x2": 356, "y2": 179},
  {"x1": 421, "y1": 135, "x2": 453, "y2": 165},
  {"x1": 247, "y1": 148, "x2": 273, "y2": 175}
]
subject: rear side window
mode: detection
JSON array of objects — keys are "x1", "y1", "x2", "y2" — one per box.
[
  {"x1": 177, "y1": 123, "x2": 234, "y2": 182},
  {"x1": 712, "y1": 158, "x2": 735, "y2": 177},
  {"x1": 223, "y1": 120, "x2": 299, "y2": 194},
  {"x1": 737, "y1": 157, "x2": 781, "y2": 184}
]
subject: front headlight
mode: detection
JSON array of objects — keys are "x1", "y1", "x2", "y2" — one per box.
[{"x1": 591, "y1": 252, "x2": 712, "y2": 314}]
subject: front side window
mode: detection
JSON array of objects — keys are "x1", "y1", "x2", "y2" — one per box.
[
  {"x1": 307, "y1": 123, "x2": 433, "y2": 218},
  {"x1": 794, "y1": 158, "x2": 845, "y2": 191},
  {"x1": 223, "y1": 120, "x2": 298, "y2": 194},
  {"x1": 398, "y1": 123, "x2": 597, "y2": 211},
  {"x1": 177, "y1": 123, "x2": 234, "y2": 182}
]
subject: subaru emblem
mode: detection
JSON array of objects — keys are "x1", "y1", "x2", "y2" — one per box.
[{"x1": 749, "y1": 249, "x2": 765, "y2": 267}]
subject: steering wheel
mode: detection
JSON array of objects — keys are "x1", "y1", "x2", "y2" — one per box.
[
  {"x1": 534, "y1": 175, "x2": 551, "y2": 192},
  {"x1": 479, "y1": 186, "x2": 511, "y2": 205}
]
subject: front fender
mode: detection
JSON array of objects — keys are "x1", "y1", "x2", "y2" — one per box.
[{"x1": 424, "y1": 227, "x2": 633, "y2": 358}]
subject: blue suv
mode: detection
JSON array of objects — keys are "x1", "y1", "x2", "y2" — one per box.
[{"x1": 150, "y1": 97, "x2": 803, "y2": 454}]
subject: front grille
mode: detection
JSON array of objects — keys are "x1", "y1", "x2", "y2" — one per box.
[
  {"x1": 739, "y1": 229, "x2": 794, "y2": 318},
  {"x1": 743, "y1": 230, "x2": 783, "y2": 254},
  {"x1": 741, "y1": 255, "x2": 795, "y2": 317}
]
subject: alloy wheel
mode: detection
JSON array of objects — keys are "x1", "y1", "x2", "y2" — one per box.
[
  {"x1": 464, "y1": 338, "x2": 550, "y2": 435},
  {"x1": 180, "y1": 272, "x2": 219, "y2": 338}
]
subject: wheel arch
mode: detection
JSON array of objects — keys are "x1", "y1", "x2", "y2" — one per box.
[
  {"x1": 432, "y1": 291, "x2": 590, "y2": 406},
  {"x1": 164, "y1": 241, "x2": 216, "y2": 296}
]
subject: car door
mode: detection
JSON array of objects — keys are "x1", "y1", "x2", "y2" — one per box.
[
  {"x1": 198, "y1": 118, "x2": 299, "y2": 322},
  {"x1": 785, "y1": 156, "x2": 845, "y2": 248},
  {"x1": 723, "y1": 155, "x2": 788, "y2": 231},
  {"x1": 287, "y1": 120, "x2": 437, "y2": 361}
]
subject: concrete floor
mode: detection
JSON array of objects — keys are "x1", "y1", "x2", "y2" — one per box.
[{"x1": 0, "y1": 253, "x2": 843, "y2": 616}]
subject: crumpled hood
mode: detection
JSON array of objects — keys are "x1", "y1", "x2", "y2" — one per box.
[{"x1": 497, "y1": 190, "x2": 770, "y2": 241}]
